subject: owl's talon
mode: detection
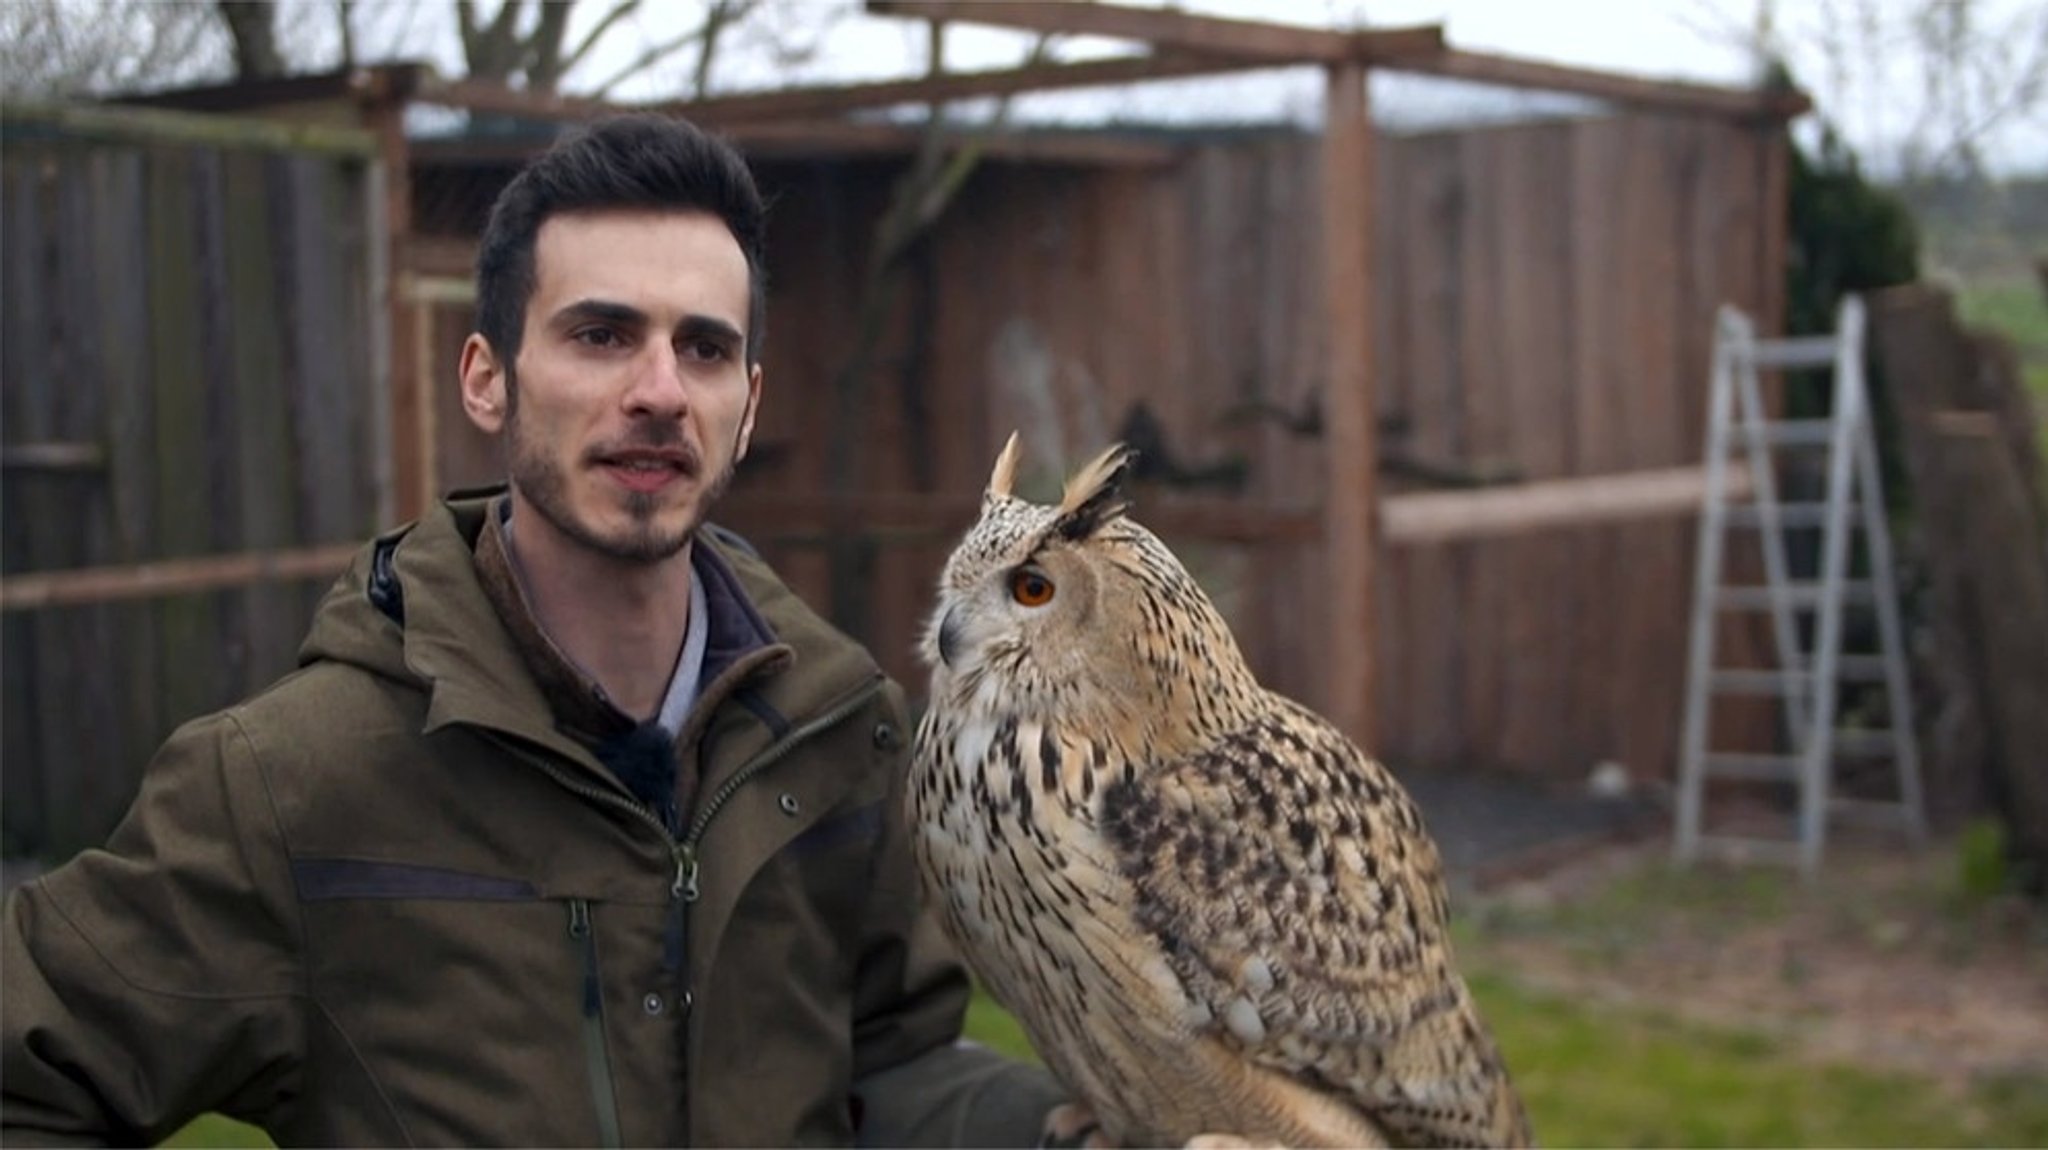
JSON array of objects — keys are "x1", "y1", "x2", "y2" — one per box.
[
  {"x1": 1040, "y1": 1101, "x2": 1114, "y2": 1148},
  {"x1": 1185, "y1": 1134, "x2": 1279, "y2": 1150}
]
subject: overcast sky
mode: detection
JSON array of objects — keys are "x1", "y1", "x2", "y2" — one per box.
[
  {"x1": 655, "y1": 0, "x2": 2046, "y2": 175},
  {"x1": 360, "y1": 0, "x2": 2045, "y2": 175}
]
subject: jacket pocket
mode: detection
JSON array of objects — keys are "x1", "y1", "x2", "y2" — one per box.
[
  {"x1": 569, "y1": 898, "x2": 625, "y2": 1150},
  {"x1": 784, "y1": 798, "x2": 884, "y2": 857},
  {"x1": 292, "y1": 858, "x2": 538, "y2": 901}
]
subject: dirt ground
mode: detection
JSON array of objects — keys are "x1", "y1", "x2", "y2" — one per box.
[{"x1": 1458, "y1": 830, "x2": 2048, "y2": 1093}]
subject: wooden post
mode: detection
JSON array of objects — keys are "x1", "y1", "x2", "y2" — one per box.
[
  {"x1": 1756, "y1": 121, "x2": 1790, "y2": 412},
  {"x1": 362, "y1": 75, "x2": 421, "y2": 524},
  {"x1": 1321, "y1": 61, "x2": 1377, "y2": 745}
]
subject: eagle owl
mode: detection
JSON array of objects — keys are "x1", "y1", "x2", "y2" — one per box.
[{"x1": 910, "y1": 437, "x2": 1531, "y2": 1149}]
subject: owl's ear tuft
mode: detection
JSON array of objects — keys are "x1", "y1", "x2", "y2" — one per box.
[
  {"x1": 986, "y1": 431, "x2": 1023, "y2": 501},
  {"x1": 1054, "y1": 442, "x2": 1137, "y2": 541}
]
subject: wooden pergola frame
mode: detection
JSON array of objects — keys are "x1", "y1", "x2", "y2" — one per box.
[{"x1": 114, "y1": 0, "x2": 1808, "y2": 744}]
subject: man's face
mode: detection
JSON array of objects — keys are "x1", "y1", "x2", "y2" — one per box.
[{"x1": 461, "y1": 209, "x2": 761, "y2": 564}]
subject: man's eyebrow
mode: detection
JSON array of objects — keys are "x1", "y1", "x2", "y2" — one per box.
[
  {"x1": 676, "y1": 314, "x2": 745, "y2": 347},
  {"x1": 551, "y1": 298, "x2": 648, "y2": 329}
]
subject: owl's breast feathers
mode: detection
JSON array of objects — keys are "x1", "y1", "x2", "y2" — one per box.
[{"x1": 911, "y1": 696, "x2": 1531, "y2": 1148}]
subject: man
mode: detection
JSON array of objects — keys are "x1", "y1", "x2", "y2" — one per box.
[{"x1": 2, "y1": 114, "x2": 1070, "y2": 1147}]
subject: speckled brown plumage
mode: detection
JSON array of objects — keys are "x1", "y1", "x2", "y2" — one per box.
[{"x1": 910, "y1": 437, "x2": 1532, "y2": 1149}]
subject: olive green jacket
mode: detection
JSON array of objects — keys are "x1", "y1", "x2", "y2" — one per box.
[{"x1": 2, "y1": 492, "x2": 1061, "y2": 1147}]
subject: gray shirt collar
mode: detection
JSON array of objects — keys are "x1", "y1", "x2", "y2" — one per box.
[{"x1": 502, "y1": 505, "x2": 711, "y2": 731}]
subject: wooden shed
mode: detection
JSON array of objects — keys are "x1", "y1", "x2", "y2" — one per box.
[{"x1": 5, "y1": 1, "x2": 1807, "y2": 854}]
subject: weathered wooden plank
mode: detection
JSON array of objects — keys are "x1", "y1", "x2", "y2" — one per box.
[
  {"x1": 147, "y1": 144, "x2": 228, "y2": 737},
  {"x1": 53, "y1": 145, "x2": 132, "y2": 852},
  {"x1": 1565, "y1": 116, "x2": 1626, "y2": 777},
  {"x1": 282, "y1": 154, "x2": 366, "y2": 545},
  {"x1": 0, "y1": 543, "x2": 364, "y2": 611},
  {"x1": 1381, "y1": 130, "x2": 1465, "y2": 769},
  {"x1": 1454, "y1": 124, "x2": 1507, "y2": 771},
  {"x1": 2, "y1": 102, "x2": 376, "y2": 157},
  {"x1": 1368, "y1": 132, "x2": 1412, "y2": 754},
  {"x1": 1634, "y1": 117, "x2": 1701, "y2": 781},
  {"x1": 1266, "y1": 137, "x2": 1327, "y2": 711},
  {"x1": 225, "y1": 150, "x2": 303, "y2": 693},
  {"x1": 29, "y1": 152, "x2": 96, "y2": 852},
  {"x1": 1321, "y1": 62, "x2": 1378, "y2": 745},
  {"x1": 1488, "y1": 123, "x2": 1574, "y2": 776},
  {"x1": 1383, "y1": 467, "x2": 1751, "y2": 541},
  {"x1": 1402, "y1": 50, "x2": 1809, "y2": 122},
  {"x1": 869, "y1": 1, "x2": 1444, "y2": 65},
  {"x1": 368, "y1": 93, "x2": 423, "y2": 522},
  {"x1": 89, "y1": 144, "x2": 164, "y2": 848},
  {"x1": 1, "y1": 152, "x2": 54, "y2": 854}
]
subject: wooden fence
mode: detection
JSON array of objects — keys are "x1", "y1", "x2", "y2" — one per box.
[
  {"x1": 1, "y1": 106, "x2": 383, "y2": 858},
  {"x1": 401, "y1": 108, "x2": 1782, "y2": 785},
  {"x1": 2, "y1": 101, "x2": 1781, "y2": 858},
  {"x1": 686, "y1": 110, "x2": 1784, "y2": 782}
]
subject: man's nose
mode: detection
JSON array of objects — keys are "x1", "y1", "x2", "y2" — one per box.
[{"x1": 623, "y1": 344, "x2": 690, "y2": 416}]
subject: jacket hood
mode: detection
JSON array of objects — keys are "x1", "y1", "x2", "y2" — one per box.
[
  {"x1": 298, "y1": 489, "x2": 883, "y2": 756},
  {"x1": 299, "y1": 493, "x2": 566, "y2": 747}
]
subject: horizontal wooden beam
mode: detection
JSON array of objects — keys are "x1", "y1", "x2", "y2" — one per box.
[
  {"x1": 6, "y1": 101, "x2": 377, "y2": 156},
  {"x1": 0, "y1": 441, "x2": 108, "y2": 473},
  {"x1": 869, "y1": 0, "x2": 1444, "y2": 66},
  {"x1": 415, "y1": 77, "x2": 618, "y2": 121},
  {"x1": 0, "y1": 466, "x2": 1735, "y2": 612},
  {"x1": 111, "y1": 65, "x2": 379, "y2": 113},
  {"x1": 869, "y1": 2, "x2": 1799, "y2": 121},
  {"x1": 723, "y1": 120, "x2": 1183, "y2": 166},
  {"x1": 1401, "y1": 49, "x2": 1810, "y2": 120},
  {"x1": 720, "y1": 490, "x2": 1321, "y2": 545},
  {"x1": 1381, "y1": 466, "x2": 1753, "y2": 544},
  {"x1": 1, "y1": 543, "x2": 361, "y2": 612},
  {"x1": 726, "y1": 467, "x2": 1743, "y2": 552},
  {"x1": 415, "y1": 51, "x2": 1260, "y2": 127}
]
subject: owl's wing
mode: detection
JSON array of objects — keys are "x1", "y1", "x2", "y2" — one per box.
[{"x1": 1098, "y1": 699, "x2": 1528, "y2": 1147}]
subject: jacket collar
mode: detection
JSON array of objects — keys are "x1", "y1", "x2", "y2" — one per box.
[{"x1": 315, "y1": 489, "x2": 877, "y2": 767}]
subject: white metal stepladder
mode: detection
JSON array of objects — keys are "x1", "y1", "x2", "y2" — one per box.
[{"x1": 1674, "y1": 295, "x2": 1927, "y2": 875}]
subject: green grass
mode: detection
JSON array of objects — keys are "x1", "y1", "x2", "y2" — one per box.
[
  {"x1": 1955, "y1": 276, "x2": 2048, "y2": 466},
  {"x1": 159, "y1": 1114, "x2": 269, "y2": 1148},
  {"x1": 1468, "y1": 972, "x2": 2048, "y2": 1147},
  {"x1": 964, "y1": 967, "x2": 2048, "y2": 1148},
  {"x1": 159, "y1": 956, "x2": 2048, "y2": 1149}
]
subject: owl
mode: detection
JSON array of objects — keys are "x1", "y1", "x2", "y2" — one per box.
[{"x1": 910, "y1": 436, "x2": 1531, "y2": 1149}]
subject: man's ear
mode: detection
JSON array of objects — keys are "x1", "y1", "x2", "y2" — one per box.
[
  {"x1": 459, "y1": 334, "x2": 509, "y2": 434},
  {"x1": 735, "y1": 363, "x2": 763, "y2": 462}
]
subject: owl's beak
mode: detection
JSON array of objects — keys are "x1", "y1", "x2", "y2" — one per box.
[{"x1": 937, "y1": 606, "x2": 964, "y2": 668}]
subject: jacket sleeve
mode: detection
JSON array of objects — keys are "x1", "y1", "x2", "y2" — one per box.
[
  {"x1": 2, "y1": 710, "x2": 306, "y2": 1146},
  {"x1": 847, "y1": 684, "x2": 1070, "y2": 1149}
]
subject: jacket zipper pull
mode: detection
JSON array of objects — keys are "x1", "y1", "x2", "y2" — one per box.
[
  {"x1": 672, "y1": 844, "x2": 700, "y2": 903},
  {"x1": 568, "y1": 897, "x2": 591, "y2": 939}
]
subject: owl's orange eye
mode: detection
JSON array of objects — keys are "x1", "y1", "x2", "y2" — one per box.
[{"x1": 1010, "y1": 569, "x2": 1056, "y2": 607}]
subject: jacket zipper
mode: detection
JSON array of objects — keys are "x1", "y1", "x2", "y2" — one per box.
[
  {"x1": 569, "y1": 898, "x2": 625, "y2": 1150},
  {"x1": 670, "y1": 674, "x2": 887, "y2": 904},
  {"x1": 504, "y1": 673, "x2": 882, "y2": 1143},
  {"x1": 510, "y1": 747, "x2": 697, "y2": 895}
]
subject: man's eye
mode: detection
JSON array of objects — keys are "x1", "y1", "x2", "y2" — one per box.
[
  {"x1": 574, "y1": 327, "x2": 624, "y2": 349},
  {"x1": 682, "y1": 339, "x2": 729, "y2": 363}
]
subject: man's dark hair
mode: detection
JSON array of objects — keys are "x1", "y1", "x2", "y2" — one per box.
[{"x1": 475, "y1": 114, "x2": 768, "y2": 368}]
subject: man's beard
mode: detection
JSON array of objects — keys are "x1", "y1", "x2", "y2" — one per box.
[{"x1": 503, "y1": 380, "x2": 740, "y2": 563}]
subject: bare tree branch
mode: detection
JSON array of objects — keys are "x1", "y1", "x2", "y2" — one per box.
[
  {"x1": 218, "y1": 0, "x2": 285, "y2": 80},
  {"x1": 692, "y1": 0, "x2": 757, "y2": 97},
  {"x1": 337, "y1": 0, "x2": 358, "y2": 68},
  {"x1": 558, "y1": 0, "x2": 641, "y2": 78},
  {"x1": 588, "y1": 25, "x2": 707, "y2": 98},
  {"x1": 524, "y1": 0, "x2": 575, "y2": 90}
]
